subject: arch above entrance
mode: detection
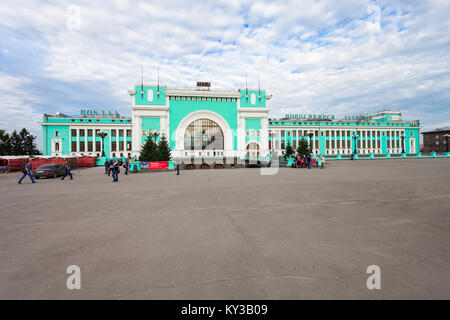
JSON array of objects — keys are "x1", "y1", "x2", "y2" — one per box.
[{"x1": 175, "y1": 110, "x2": 233, "y2": 152}]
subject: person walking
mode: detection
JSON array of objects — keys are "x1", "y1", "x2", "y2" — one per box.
[
  {"x1": 104, "y1": 159, "x2": 109, "y2": 174},
  {"x1": 307, "y1": 155, "x2": 312, "y2": 169},
  {"x1": 61, "y1": 161, "x2": 73, "y2": 180},
  {"x1": 176, "y1": 163, "x2": 180, "y2": 175},
  {"x1": 108, "y1": 159, "x2": 114, "y2": 176},
  {"x1": 321, "y1": 155, "x2": 325, "y2": 169},
  {"x1": 123, "y1": 159, "x2": 129, "y2": 175},
  {"x1": 112, "y1": 161, "x2": 119, "y2": 182},
  {"x1": 18, "y1": 160, "x2": 35, "y2": 184}
]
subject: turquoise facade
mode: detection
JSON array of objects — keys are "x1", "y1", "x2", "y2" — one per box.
[{"x1": 39, "y1": 84, "x2": 423, "y2": 160}]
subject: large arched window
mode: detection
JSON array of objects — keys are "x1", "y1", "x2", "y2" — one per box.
[{"x1": 184, "y1": 118, "x2": 224, "y2": 150}]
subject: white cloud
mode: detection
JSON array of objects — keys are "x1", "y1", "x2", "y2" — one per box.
[{"x1": 0, "y1": 0, "x2": 449, "y2": 145}]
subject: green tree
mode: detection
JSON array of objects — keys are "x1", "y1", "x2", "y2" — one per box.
[
  {"x1": 157, "y1": 135, "x2": 171, "y2": 161},
  {"x1": 22, "y1": 130, "x2": 41, "y2": 155},
  {"x1": 296, "y1": 139, "x2": 312, "y2": 156},
  {"x1": 0, "y1": 130, "x2": 10, "y2": 155},
  {"x1": 282, "y1": 141, "x2": 295, "y2": 159},
  {"x1": 139, "y1": 136, "x2": 158, "y2": 161},
  {"x1": 8, "y1": 130, "x2": 23, "y2": 155}
]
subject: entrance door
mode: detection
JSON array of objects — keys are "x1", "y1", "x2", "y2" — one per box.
[
  {"x1": 247, "y1": 142, "x2": 260, "y2": 161},
  {"x1": 409, "y1": 138, "x2": 416, "y2": 153}
]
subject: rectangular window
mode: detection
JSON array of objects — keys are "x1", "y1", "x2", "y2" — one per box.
[
  {"x1": 119, "y1": 141, "x2": 124, "y2": 151},
  {"x1": 111, "y1": 141, "x2": 116, "y2": 151},
  {"x1": 119, "y1": 130, "x2": 124, "y2": 137},
  {"x1": 281, "y1": 141, "x2": 285, "y2": 149},
  {"x1": 331, "y1": 131, "x2": 335, "y2": 137},
  {"x1": 88, "y1": 141, "x2": 93, "y2": 152},
  {"x1": 363, "y1": 140, "x2": 366, "y2": 148},
  {"x1": 96, "y1": 141, "x2": 101, "y2": 151},
  {"x1": 111, "y1": 130, "x2": 116, "y2": 137},
  {"x1": 315, "y1": 130, "x2": 318, "y2": 136},
  {"x1": 79, "y1": 129, "x2": 85, "y2": 137},
  {"x1": 293, "y1": 130, "x2": 296, "y2": 136},
  {"x1": 127, "y1": 141, "x2": 132, "y2": 151},
  {"x1": 287, "y1": 131, "x2": 290, "y2": 136},
  {"x1": 71, "y1": 129, "x2": 77, "y2": 137},
  {"x1": 80, "y1": 141, "x2": 85, "y2": 151},
  {"x1": 358, "y1": 140, "x2": 361, "y2": 149},
  {"x1": 387, "y1": 140, "x2": 390, "y2": 148},
  {"x1": 337, "y1": 140, "x2": 340, "y2": 149},
  {"x1": 71, "y1": 141, "x2": 77, "y2": 152},
  {"x1": 127, "y1": 130, "x2": 132, "y2": 137},
  {"x1": 326, "y1": 131, "x2": 329, "y2": 137},
  {"x1": 281, "y1": 130, "x2": 285, "y2": 137},
  {"x1": 331, "y1": 140, "x2": 335, "y2": 149},
  {"x1": 293, "y1": 140, "x2": 296, "y2": 148},
  {"x1": 347, "y1": 130, "x2": 350, "y2": 136},
  {"x1": 87, "y1": 129, "x2": 93, "y2": 137},
  {"x1": 326, "y1": 140, "x2": 330, "y2": 148},
  {"x1": 337, "y1": 131, "x2": 340, "y2": 137},
  {"x1": 315, "y1": 140, "x2": 318, "y2": 149},
  {"x1": 347, "y1": 140, "x2": 351, "y2": 148}
]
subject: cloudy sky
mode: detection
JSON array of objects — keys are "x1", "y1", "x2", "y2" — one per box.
[{"x1": 1, "y1": 0, "x2": 449, "y2": 149}]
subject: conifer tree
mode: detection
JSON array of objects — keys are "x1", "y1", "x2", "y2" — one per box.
[
  {"x1": 139, "y1": 137, "x2": 158, "y2": 161},
  {"x1": 296, "y1": 139, "x2": 312, "y2": 156},
  {"x1": 283, "y1": 141, "x2": 295, "y2": 159},
  {"x1": 157, "y1": 135, "x2": 172, "y2": 161}
]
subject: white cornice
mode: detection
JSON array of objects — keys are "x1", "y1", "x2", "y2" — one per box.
[
  {"x1": 166, "y1": 89, "x2": 241, "y2": 98},
  {"x1": 132, "y1": 105, "x2": 169, "y2": 111},
  {"x1": 238, "y1": 107, "x2": 269, "y2": 113},
  {"x1": 39, "y1": 122, "x2": 132, "y2": 127}
]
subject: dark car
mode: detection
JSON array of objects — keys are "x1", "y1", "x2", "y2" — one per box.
[{"x1": 32, "y1": 164, "x2": 65, "y2": 179}]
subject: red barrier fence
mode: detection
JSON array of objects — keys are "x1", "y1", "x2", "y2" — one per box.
[{"x1": 0, "y1": 156, "x2": 97, "y2": 171}]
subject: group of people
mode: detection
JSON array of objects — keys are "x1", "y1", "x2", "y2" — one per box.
[
  {"x1": 292, "y1": 154, "x2": 325, "y2": 169},
  {"x1": 105, "y1": 158, "x2": 130, "y2": 182},
  {"x1": 18, "y1": 160, "x2": 73, "y2": 184}
]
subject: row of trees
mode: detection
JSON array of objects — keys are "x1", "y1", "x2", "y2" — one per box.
[
  {"x1": 139, "y1": 135, "x2": 171, "y2": 161},
  {"x1": 0, "y1": 128, "x2": 41, "y2": 156},
  {"x1": 282, "y1": 139, "x2": 312, "y2": 159}
]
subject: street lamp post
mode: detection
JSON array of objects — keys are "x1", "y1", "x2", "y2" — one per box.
[
  {"x1": 307, "y1": 130, "x2": 314, "y2": 154},
  {"x1": 149, "y1": 130, "x2": 160, "y2": 142},
  {"x1": 352, "y1": 132, "x2": 359, "y2": 154},
  {"x1": 444, "y1": 133, "x2": 450, "y2": 153},
  {"x1": 401, "y1": 133, "x2": 406, "y2": 153},
  {"x1": 97, "y1": 130, "x2": 108, "y2": 157}
]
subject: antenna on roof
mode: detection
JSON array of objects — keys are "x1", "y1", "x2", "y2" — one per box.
[
  {"x1": 157, "y1": 66, "x2": 160, "y2": 98},
  {"x1": 140, "y1": 64, "x2": 144, "y2": 98},
  {"x1": 245, "y1": 72, "x2": 248, "y2": 101},
  {"x1": 258, "y1": 73, "x2": 261, "y2": 101}
]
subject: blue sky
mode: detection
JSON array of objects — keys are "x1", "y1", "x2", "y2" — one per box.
[{"x1": 1, "y1": 0, "x2": 449, "y2": 149}]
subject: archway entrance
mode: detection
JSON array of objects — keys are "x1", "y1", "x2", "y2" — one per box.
[
  {"x1": 246, "y1": 142, "x2": 260, "y2": 160},
  {"x1": 184, "y1": 118, "x2": 224, "y2": 156}
]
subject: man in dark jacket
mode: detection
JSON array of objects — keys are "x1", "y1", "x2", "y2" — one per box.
[
  {"x1": 112, "y1": 161, "x2": 119, "y2": 182},
  {"x1": 104, "y1": 159, "x2": 109, "y2": 174},
  {"x1": 108, "y1": 159, "x2": 114, "y2": 176},
  {"x1": 61, "y1": 161, "x2": 73, "y2": 180}
]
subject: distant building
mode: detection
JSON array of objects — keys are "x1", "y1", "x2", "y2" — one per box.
[
  {"x1": 422, "y1": 127, "x2": 450, "y2": 153},
  {"x1": 270, "y1": 110, "x2": 421, "y2": 155}
]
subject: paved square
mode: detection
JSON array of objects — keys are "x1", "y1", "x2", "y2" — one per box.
[{"x1": 0, "y1": 158, "x2": 449, "y2": 299}]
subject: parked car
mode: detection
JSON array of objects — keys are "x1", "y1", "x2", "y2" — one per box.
[{"x1": 32, "y1": 164, "x2": 65, "y2": 179}]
